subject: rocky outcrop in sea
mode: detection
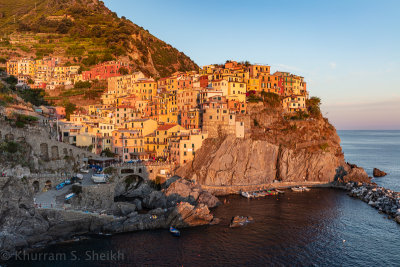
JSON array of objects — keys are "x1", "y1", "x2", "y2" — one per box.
[{"x1": 373, "y1": 168, "x2": 388, "y2": 177}]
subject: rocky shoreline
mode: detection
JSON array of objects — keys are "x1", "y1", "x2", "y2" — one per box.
[{"x1": 0, "y1": 176, "x2": 220, "y2": 256}]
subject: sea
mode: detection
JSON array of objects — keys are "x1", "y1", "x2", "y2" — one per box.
[{"x1": 3, "y1": 130, "x2": 400, "y2": 267}]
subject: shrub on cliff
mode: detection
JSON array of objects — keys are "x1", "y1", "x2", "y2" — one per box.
[
  {"x1": 261, "y1": 91, "x2": 280, "y2": 107},
  {"x1": 307, "y1": 97, "x2": 321, "y2": 117},
  {"x1": 289, "y1": 110, "x2": 310, "y2": 120},
  {"x1": 18, "y1": 88, "x2": 48, "y2": 106},
  {"x1": 62, "y1": 101, "x2": 77, "y2": 120},
  {"x1": 74, "y1": 81, "x2": 91, "y2": 89},
  {"x1": 0, "y1": 141, "x2": 20, "y2": 154}
]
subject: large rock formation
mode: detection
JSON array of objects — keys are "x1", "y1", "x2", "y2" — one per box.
[
  {"x1": 177, "y1": 105, "x2": 349, "y2": 188},
  {"x1": 165, "y1": 179, "x2": 220, "y2": 208},
  {"x1": 0, "y1": 177, "x2": 49, "y2": 252}
]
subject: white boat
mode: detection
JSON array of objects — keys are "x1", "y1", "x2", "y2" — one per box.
[
  {"x1": 76, "y1": 173, "x2": 84, "y2": 180},
  {"x1": 80, "y1": 168, "x2": 89, "y2": 173},
  {"x1": 91, "y1": 174, "x2": 107, "y2": 183},
  {"x1": 291, "y1": 186, "x2": 311, "y2": 192},
  {"x1": 65, "y1": 193, "x2": 75, "y2": 201},
  {"x1": 241, "y1": 191, "x2": 254, "y2": 198}
]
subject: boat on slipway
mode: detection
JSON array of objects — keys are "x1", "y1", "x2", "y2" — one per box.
[
  {"x1": 291, "y1": 186, "x2": 311, "y2": 192},
  {"x1": 241, "y1": 189, "x2": 282, "y2": 199}
]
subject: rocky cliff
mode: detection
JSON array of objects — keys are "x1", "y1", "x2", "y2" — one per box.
[{"x1": 177, "y1": 103, "x2": 359, "y2": 189}]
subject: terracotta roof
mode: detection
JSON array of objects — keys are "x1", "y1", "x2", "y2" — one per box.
[
  {"x1": 116, "y1": 105, "x2": 134, "y2": 109},
  {"x1": 157, "y1": 123, "x2": 178, "y2": 131}
]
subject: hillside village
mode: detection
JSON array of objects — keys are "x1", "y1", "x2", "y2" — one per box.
[{"x1": 3, "y1": 58, "x2": 310, "y2": 166}]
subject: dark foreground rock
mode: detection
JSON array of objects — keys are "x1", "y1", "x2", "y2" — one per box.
[
  {"x1": 0, "y1": 176, "x2": 218, "y2": 255},
  {"x1": 164, "y1": 178, "x2": 221, "y2": 208},
  {"x1": 373, "y1": 168, "x2": 387, "y2": 177}
]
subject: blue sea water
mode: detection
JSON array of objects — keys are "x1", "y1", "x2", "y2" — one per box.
[
  {"x1": 338, "y1": 130, "x2": 400, "y2": 191},
  {"x1": 4, "y1": 131, "x2": 400, "y2": 267}
]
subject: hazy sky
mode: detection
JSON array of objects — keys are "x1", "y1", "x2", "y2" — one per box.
[{"x1": 103, "y1": 0, "x2": 400, "y2": 130}]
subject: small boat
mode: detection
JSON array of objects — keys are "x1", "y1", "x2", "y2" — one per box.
[
  {"x1": 65, "y1": 193, "x2": 75, "y2": 201},
  {"x1": 230, "y1": 216, "x2": 254, "y2": 228},
  {"x1": 169, "y1": 226, "x2": 180, "y2": 237},
  {"x1": 275, "y1": 189, "x2": 285, "y2": 194},
  {"x1": 291, "y1": 187, "x2": 311, "y2": 192},
  {"x1": 241, "y1": 191, "x2": 254, "y2": 199}
]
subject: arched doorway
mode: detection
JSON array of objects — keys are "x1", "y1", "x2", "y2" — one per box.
[
  {"x1": 32, "y1": 181, "x2": 39, "y2": 193},
  {"x1": 124, "y1": 175, "x2": 143, "y2": 190}
]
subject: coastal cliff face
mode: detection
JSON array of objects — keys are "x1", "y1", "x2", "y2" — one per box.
[
  {"x1": 0, "y1": 177, "x2": 49, "y2": 252},
  {"x1": 177, "y1": 103, "x2": 348, "y2": 188}
]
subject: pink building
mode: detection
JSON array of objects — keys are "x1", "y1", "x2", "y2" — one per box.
[
  {"x1": 82, "y1": 61, "x2": 130, "y2": 81},
  {"x1": 54, "y1": 106, "x2": 66, "y2": 119}
]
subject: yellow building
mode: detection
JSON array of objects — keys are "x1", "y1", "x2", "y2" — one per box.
[
  {"x1": 227, "y1": 81, "x2": 246, "y2": 102},
  {"x1": 170, "y1": 131, "x2": 208, "y2": 165},
  {"x1": 6, "y1": 60, "x2": 19, "y2": 76},
  {"x1": 247, "y1": 64, "x2": 270, "y2": 78},
  {"x1": 17, "y1": 59, "x2": 36, "y2": 77},
  {"x1": 166, "y1": 77, "x2": 178, "y2": 92},
  {"x1": 211, "y1": 79, "x2": 229, "y2": 96},
  {"x1": 245, "y1": 77, "x2": 260, "y2": 92},
  {"x1": 112, "y1": 129, "x2": 145, "y2": 161},
  {"x1": 129, "y1": 119, "x2": 158, "y2": 137},
  {"x1": 282, "y1": 95, "x2": 306, "y2": 113},
  {"x1": 177, "y1": 88, "x2": 200, "y2": 111},
  {"x1": 133, "y1": 80, "x2": 157, "y2": 101},
  {"x1": 145, "y1": 124, "x2": 185, "y2": 158}
]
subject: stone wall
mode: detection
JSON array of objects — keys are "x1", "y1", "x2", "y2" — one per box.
[
  {"x1": 71, "y1": 184, "x2": 116, "y2": 211},
  {"x1": 0, "y1": 121, "x2": 98, "y2": 172},
  {"x1": 115, "y1": 163, "x2": 173, "y2": 181}
]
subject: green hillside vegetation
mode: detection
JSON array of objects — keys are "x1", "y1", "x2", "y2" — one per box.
[{"x1": 0, "y1": 0, "x2": 198, "y2": 77}]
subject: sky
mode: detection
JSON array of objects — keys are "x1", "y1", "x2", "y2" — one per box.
[{"x1": 103, "y1": 0, "x2": 400, "y2": 130}]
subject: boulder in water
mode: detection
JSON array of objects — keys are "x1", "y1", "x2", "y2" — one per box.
[
  {"x1": 373, "y1": 168, "x2": 387, "y2": 177},
  {"x1": 229, "y1": 216, "x2": 254, "y2": 228}
]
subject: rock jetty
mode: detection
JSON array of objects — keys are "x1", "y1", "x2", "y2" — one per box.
[{"x1": 344, "y1": 182, "x2": 400, "y2": 224}]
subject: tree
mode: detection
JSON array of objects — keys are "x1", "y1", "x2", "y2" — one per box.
[
  {"x1": 63, "y1": 101, "x2": 77, "y2": 120},
  {"x1": 3, "y1": 76, "x2": 18, "y2": 85},
  {"x1": 18, "y1": 89, "x2": 48, "y2": 106},
  {"x1": 74, "y1": 81, "x2": 91, "y2": 89},
  {"x1": 306, "y1": 96, "x2": 321, "y2": 117},
  {"x1": 101, "y1": 149, "x2": 115, "y2": 157},
  {"x1": 118, "y1": 67, "x2": 129, "y2": 75},
  {"x1": 56, "y1": 18, "x2": 74, "y2": 34}
]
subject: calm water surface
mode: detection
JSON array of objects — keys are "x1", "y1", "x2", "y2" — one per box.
[
  {"x1": 338, "y1": 130, "x2": 400, "y2": 191},
  {"x1": 5, "y1": 131, "x2": 400, "y2": 267}
]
